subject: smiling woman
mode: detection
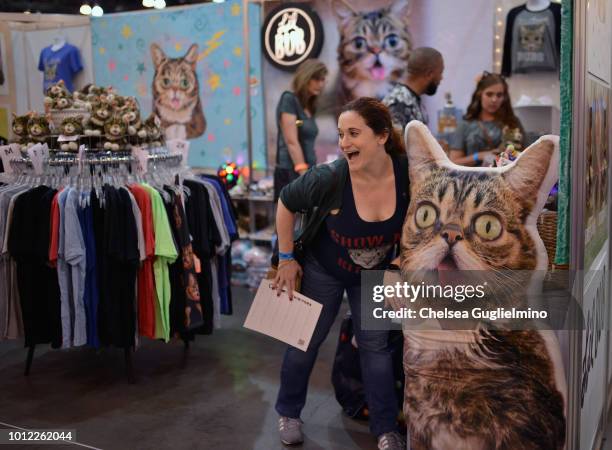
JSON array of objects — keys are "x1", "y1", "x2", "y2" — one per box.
[
  {"x1": 449, "y1": 72, "x2": 525, "y2": 167},
  {"x1": 271, "y1": 98, "x2": 409, "y2": 449}
]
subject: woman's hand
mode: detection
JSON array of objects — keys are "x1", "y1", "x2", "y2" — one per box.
[{"x1": 272, "y1": 259, "x2": 303, "y2": 300}]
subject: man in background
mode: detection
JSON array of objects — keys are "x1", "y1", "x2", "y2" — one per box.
[{"x1": 383, "y1": 47, "x2": 444, "y2": 131}]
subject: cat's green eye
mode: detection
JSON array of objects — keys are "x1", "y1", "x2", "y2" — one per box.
[
  {"x1": 162, "y1": 78, "x2": 171, "y2": 87},
  {"x1": 415, "y1": 204, "x2": 437, "y2": 228},
  {"x1": 180, "y1": 78, "x2": 189, "y2": 89},
  {"x1": 474, "y1": 214, "x2": 502, "y2": 240}
]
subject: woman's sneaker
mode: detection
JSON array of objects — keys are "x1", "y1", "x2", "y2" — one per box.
[
  {"x1": 377, "y1": 431, "x2": 406, "y2": 450},
  {"x1": 278, "y1": 416, "x2": 304, "y2": 445}
]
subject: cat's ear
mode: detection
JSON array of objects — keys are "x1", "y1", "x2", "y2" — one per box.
[
  {"x1": 390, "y1": 0, "x2": 411, "y2": 19},
  {"x1": 502, "y1": 135, "x2": 559, "y2": 211},
  {"x1": 184, "y1": 44, "x2": 199, "y2": 69},
  {"x1": 331, "y1": 0, "x2": 355, "y2": 24},
  {"x1": 404, "y1": 120, "x2": 450, "y2": 185},
  {"x1": 150, "y1": 43, "x2": 166, "y2": 69}
]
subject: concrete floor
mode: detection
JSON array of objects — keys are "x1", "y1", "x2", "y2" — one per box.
[{"x1": 0, "y1": 287, "x2": 376, "y2": 450}]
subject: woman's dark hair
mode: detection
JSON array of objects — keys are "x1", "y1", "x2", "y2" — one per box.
[
  {"x1": 464, "y1": 71, "x2": 521, "y2": 129},
  {"x1": 340, "y1": 97, "x2": 405, "y2": 156}
]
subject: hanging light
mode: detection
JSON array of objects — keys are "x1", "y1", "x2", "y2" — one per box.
[
  {"x1": 79, "y1": 3, "x2": 92, "y2": 15},
  {"x1": 142, "y1": 0, "x2": 154, "y2": 7},
  {"x1": 153, "y1": 0, "x2": 166, "y2": 9},
  {"x1": 91, "y1": 4, "x2": 104, "y2": 16}
]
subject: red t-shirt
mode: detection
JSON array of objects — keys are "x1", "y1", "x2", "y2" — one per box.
[
  {"x1": 48, "y1": 189, "x2": 61, "y2": 267},
  {"x1": 128, "y1": 184, "x2": 156, "y2": 338}
]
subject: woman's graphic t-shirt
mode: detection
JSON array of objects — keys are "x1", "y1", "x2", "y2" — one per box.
[{"x1": 311, "y1": 157, "x2": 408, "y2": 285}]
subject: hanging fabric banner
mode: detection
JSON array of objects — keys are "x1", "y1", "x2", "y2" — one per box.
[{"x1": 91, "y1": 2, "x2": 266, "y2": 170}]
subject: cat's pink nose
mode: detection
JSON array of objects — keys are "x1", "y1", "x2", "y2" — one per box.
[{"x1": 441, "y1": 225, "x2": 463, "y2": 247}]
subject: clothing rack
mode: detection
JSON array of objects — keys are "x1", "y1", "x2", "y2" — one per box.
[{"x1": 2, "y1": 149, "x2": 192, "y2": 384}]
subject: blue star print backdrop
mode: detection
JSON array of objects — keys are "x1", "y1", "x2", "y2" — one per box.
[{"x1": 91, "y1": 2, "x2": 266, "y2": 170}]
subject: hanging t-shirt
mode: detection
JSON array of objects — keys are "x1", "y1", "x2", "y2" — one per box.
[
  {"x1": 128, "y1": 184, "x2": 157, "y2": 339},
  {"x1": 142, "y1": 184, "x2": 178, "y2": 342},
  {"x1": 38, "y1": 43, "x2": 83, "y2": 93},
  {"x1": 501, "y1": 3, "x2": 561, "y2": 76},
  {"x1": 8, "y1": 186, "x2": 62, "y2": 348}
]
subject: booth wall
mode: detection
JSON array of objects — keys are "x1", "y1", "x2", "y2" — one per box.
[
  {"x1": 10, "y1": 25, "x2": 94, "y2": 115},
  {"x1": 0, "y1": 22, "x2": 14, "y2": 141},
  {"x1": 91, "y1": 2, "x2": 266, "y2": 170},
  {"x1": 263, "y1": 0, "x2": 494, "y2": 166}
]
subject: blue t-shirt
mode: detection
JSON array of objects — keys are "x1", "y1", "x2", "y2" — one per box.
[
  {"x1": 311, "y1": 157, "x2": 409, "y2": 285},
  {"x1": 38, "y1": 44, "x2": 83, "y2": 92}
]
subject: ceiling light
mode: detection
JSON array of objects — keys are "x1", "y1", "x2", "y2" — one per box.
[
  {"x1": 213, "y1": 0, "x2": 225, "y2": 3},
  {"x1": 91, "y1": 4, "x2": 104, "y2": 16},
  {"x1": 143, "y1": 0, "x2": 154, "y2": 7},
  {"x1": 153, "y1": 0, "x2": 166, "y2": 9},
  {"x1": 80, "y1": 3, "x2": 92, "y2": 15},
  {"x1": 23, "y1": 9, "x2": 31, "y2": 14}
]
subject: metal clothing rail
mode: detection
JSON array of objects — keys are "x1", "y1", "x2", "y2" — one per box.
[{"x1": 8, "y1": 151, "x2": 183, "y2": 170}]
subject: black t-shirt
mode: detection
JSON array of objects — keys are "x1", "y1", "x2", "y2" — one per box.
[
  {"x1": 8, "y1": 186, "x2": 61, "y2": 348},
  {"x1": 183, "y1": 180, "x2": 221, "y2": 335},
  {"x1": 98, "y1": 186, "x2": 139, "y2": 347},
  {"x1": 311, "y1": 157, "x2": 408, "y2": 285}
]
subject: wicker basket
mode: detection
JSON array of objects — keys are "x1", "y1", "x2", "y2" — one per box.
[
  {"x1": 537, "y1": 210, "x2": 568, "y2": 270},
  {"x1": 49, "y1": 108, "x2": 90, "y2": 130}
]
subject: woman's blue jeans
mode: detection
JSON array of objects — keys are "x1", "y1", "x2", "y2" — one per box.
[{"x1": 275, "y1": 254, "x2": 398, "y2": 438}]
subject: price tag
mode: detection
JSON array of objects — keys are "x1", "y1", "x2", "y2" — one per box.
[
  {"x1": 0, "y1": 144, "x2": 18, "y2": 174},
  {"x1": 132, "y1": 146, "x2": 149, "y2": 176},
  {"x1": 27, "y1": 143, "x2": 44, "y2": 175},
  {"x1": 41, "y1": 143, "x2": 50, "y2": 160},
  {"x1": 167, "y1": 139, "x2": 189, "y2": 167},
  {"x1": 77, "y1": 145, "x2": 86, "y2": 173}
]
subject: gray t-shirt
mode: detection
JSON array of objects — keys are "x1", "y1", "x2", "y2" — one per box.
[
  {"x1": 450, "y1": 120, "x2": 504, "y2": 156},
  {"x1": 276, "y1": 91, "x2": 318, "y2": 170},
  {"x1": 58, "y1": 188, "x2": 87, "y2": 348},
  {"x1": 511, "y1": 8, "x2": 558, "y2": 73}
]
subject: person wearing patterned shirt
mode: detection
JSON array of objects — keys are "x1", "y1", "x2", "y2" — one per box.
[{"x1": 382, "y1": 47, "x2": 444, "y2": 131}]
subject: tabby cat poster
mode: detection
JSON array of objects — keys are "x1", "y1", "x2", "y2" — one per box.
[
  {"x1": 91, "y1": 3, "x2": 266, "y2": 169},
  {"x1": 263, "y1": 0, "x2": 495, "y2": 166},
  {"x1": 584, "y1": 77, "x2": 610, "y2": 271}
]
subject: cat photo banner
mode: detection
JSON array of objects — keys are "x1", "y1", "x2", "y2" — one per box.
[{"x1": 91, "y1": 3, "x2": 266, "y2": 169}]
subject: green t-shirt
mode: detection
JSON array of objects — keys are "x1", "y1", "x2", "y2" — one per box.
[
  {"x1": 142, "y1": 184, "x2": 178, "y2": 342},
  {"x1": 276, "y1": 91, "x2": 318, "y2": 169}
]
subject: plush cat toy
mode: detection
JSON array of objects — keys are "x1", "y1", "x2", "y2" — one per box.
[
  {"x1": 387, "y1": 121, "x2": 566, "y2": 450},
  {"x1": 84, "y1": 101, "x2": 112, "y2": 136},
  {"x1": 103, "y1": 114, "x2": 127, "y2": 151},
  {"x1": 142, "y1": 113, "x2": 163, "y2": 148},
  {"x1": 121, "y1": 104, "x2": 142, "y2": 136},
  {"x1": 26, "y1": 113, "x2": 51, "y2": 147},
  {"x1": 44, "y1": 80, "x2": 73, "y2": 110},
  {"x1": 59, "y1": 116, "x2": 83, "y2": 151},
  {"x1": 11, "y1": 113, "x2": 30, "y2": 150}
]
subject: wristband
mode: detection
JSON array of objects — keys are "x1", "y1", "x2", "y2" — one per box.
[
  {"x1": 294, "y1": 163, "x2": 308, "y2": 172},
  {"x1": 473, "y1": 152, "x2": 479, "y2": 162},
  {"x1": 279, "y1": 251, "x2": 294, "y2": 261}
]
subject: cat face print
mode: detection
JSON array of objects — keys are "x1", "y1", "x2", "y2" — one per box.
[
  {"x1": 332, "y1": 0, "x2": 412, "y2": 100},
  {"x1": 400, "y1": 121, "x2": 559, "y2": 274},
  {"x1": 150, "y1": 43, "x2": 206, "y2": 139},
  {"x1": 519, "y1": 24, "x2": 546, "y2": 52}
]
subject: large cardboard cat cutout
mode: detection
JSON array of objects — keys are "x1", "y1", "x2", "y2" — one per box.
[{"x1": 396, "y1": 121, "x2": 566, "y2": 450}]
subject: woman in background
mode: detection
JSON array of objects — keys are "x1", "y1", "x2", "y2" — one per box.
[
  {"x1": 450, "y1": 71, "x2": 525, "y2": 166},
  {"x1": 273, "y1": 59, "x2": 328, "y2": 201}
]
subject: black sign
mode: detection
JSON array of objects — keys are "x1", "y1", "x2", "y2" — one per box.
[{"x1": 262, "y1": 3, "x2": 324, "y2": 71}]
